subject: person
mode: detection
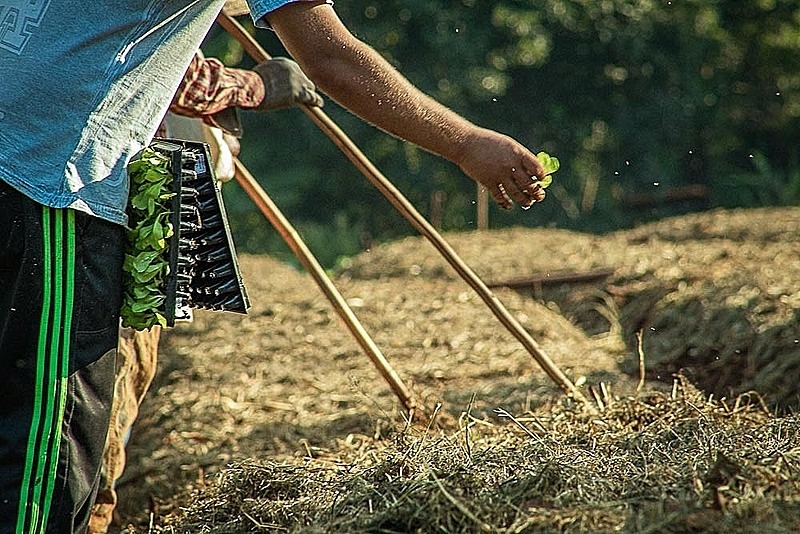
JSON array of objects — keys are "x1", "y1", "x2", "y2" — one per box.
[
  {"x1": 88, "y1": 46, "x2": 269, "y2": 534},
  {"x1": 0, "y1": 2, "x2": 319, "y2": 532},
  {"x1": 0, "y1": 1, "x2": 547, "y2": 531}
]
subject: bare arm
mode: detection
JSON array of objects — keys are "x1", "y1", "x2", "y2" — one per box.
[{"x1": 267, "y1": 1, "x2": 546, "y2": 209}]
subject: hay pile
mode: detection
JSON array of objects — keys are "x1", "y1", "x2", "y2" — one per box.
[
  {"x1": 339, "y1": 207, "x2": 800, "y2": 410},
  {"x1": 151, "y1": 378, "x2": 800, "y2": 533}
]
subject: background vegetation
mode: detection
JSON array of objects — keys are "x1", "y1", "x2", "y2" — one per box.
[{"x1": 202, "y1": 0, "x2": 800, "y2": 267}]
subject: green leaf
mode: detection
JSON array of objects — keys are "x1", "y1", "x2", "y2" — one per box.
[
  {"x1": 537, "y1": 151, "x2": 560, "y2": 175},
  {"x1": 132, "y1": 285, "x2": 153, "y2": 300},
  {"x1": 536, "y1": 151, "x2": 560, "y2": 188},
  {"x1": 131, "y1": 251, "x2": 160, "y2": 272},
  {"x1": 538, "y1": 175, "x2": 553, "y2": 188},
  {"x1": 130, "y1": 293, "x2": 165, "y2": 313},
  {"x1": 129, "y1": 191, "x2": 151, "y2": 211},
  {"x1": 137, "y1": 263, "x2": 165, "y2": 283},
  {"x1": 154, "y1": 312, "x2": 168, "y2": 328}
]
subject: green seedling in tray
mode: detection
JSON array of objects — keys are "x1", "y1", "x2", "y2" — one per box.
[
  {"x1": 120, "y1": 148, "x2": 176, "y2": 330},
  {"x1": 536, "y1": 151, "x2": 560, "y2": 189}
]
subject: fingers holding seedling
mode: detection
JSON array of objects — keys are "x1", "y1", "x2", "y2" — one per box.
[
  {"x1": 515, "y1": 151, "x2": 558, "y2": 208},
  {"x1": 459, "y1": 131, "x2": 558, "y2": 210}
]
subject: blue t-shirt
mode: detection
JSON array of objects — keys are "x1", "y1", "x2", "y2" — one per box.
[{"x1": 0, "y1": 0, "x2": 294, "y2": 225}]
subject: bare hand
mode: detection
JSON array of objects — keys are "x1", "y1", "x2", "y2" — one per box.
[{"x1": 457, "y1": 128, "x2": 547, "y2": 210}]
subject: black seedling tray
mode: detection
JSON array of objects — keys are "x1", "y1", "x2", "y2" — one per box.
[{"x1": 150, "y1": 139, "x2": 250, "y2": 326}]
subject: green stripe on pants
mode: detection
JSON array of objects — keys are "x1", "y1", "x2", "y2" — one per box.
[{"x1": 16, "y1": 208, "x2": 76, "y2": 533}]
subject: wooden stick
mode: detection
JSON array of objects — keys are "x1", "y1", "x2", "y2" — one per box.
[
  {"x1": 476, "y1": 185, "x2": 489, "y2": 230},
  {"x1": 232, "y1": 158, "x2": 417, "y2": 413},
  {"x1": 623, "y1": 184, "x2": 710, "y2": 208},
  {"x1": 487, "y1": 268, "x2": 615, "y2": 289},
  {"x1": 217, "y1": 12, "x2": 592, "y2": 408}
]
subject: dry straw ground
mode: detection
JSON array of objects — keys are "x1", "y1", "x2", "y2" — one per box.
[{"x1": 118, "y1": 207, "x2": 800, "y2": 533}]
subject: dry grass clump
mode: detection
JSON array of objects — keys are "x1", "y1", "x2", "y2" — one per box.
[{"x1": 151, "y1": 377, "x2": 800, "y2": 533}]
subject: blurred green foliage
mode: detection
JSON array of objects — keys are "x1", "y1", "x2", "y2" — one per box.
[{"x1": 202, "y1": 0, "x2": 800, "y2": 267}]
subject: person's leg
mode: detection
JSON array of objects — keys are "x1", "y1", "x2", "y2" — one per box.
[
  {"x1": 89, "y1": 326, "x2": 161, "y2": 534},
  {"x1": 0, "y1": 181, "x2": 124, "y2": 533}
]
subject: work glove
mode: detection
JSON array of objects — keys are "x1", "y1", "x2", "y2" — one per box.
[{"x1": 252, "y1": 57, "x2": 324, "y2": 111}]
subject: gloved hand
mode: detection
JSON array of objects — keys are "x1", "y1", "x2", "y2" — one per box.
[{"x1": 252, "y1": 57, "x2": 324, "y2": 111}]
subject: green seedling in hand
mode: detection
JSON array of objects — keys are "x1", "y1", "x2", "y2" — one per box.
[{"x1": 536, "y1": 151, "x2": 560, "y2": 189}]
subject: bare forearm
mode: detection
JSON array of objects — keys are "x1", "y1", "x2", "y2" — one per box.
[{"x1": 316, "y1": 43, "x2": 476, "y2": 162}]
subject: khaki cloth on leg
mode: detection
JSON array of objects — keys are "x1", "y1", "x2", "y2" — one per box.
[{"x1": 88, "y1": 326, "x2": 161, "y2": 534}]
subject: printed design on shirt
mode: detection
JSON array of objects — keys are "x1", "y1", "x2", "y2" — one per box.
[{"x1": 0, "y1": 0, "x2": 52, "y2": 55}]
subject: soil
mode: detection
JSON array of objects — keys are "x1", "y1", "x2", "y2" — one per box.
[{"x1": 114, "y1": 206, "x2": 800, "y2": 531}]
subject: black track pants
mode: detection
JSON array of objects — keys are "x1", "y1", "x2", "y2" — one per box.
[{"x1": 0, "y1": 181, "x2": 124, "y2": 533}]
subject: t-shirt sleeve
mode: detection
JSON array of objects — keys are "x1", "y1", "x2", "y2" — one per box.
[{"x1": 246, "y1": 0, "x2": 334, "y2": 29}]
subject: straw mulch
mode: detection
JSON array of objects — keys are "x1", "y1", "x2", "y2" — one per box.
[
  {"x1": 151, "y1": 378, "x2": 800, "y2": 533},
  {"x1": 338, "y1": 207, "x2": 800, "y2": 410},
  {"x1": 116, "y1": 207, "x2": 800, "y2": 533}
]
